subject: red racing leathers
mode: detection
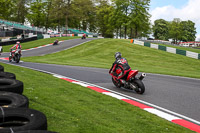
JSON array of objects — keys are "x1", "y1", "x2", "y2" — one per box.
[
  {"x1": 10, "y1": 44, "x2": 22, "y2": 57},
  {"x1": 109, "y1": 57, "x2": 131, "y2": 80}
]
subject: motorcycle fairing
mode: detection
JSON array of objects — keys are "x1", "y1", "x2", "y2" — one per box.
[{"x1": 126, "y1": 70, "x2": 138, "y2": 81}]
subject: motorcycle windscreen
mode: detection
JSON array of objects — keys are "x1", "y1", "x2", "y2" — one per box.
[{"x1": 127, "y1": 70, "x2": 138, "y2": 81}]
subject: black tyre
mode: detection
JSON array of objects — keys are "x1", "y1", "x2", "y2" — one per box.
[
  {"x1": 0, "y1": 91, "x2": 29, "y2": 108},
  {"x1": 15, "y1": 130, "x2": 57, "y2": 133},
  {"x1": 9, "y1": 56, "x2": 12, "y2": 62},
  {"x1": 132, "y1": 79, "x2": 145, "y2": 94},
  {"x1": 112, "y1": 77, "x2": 121, "y2": 88},
  {"x1": 16, "y1": 55, "x2": 20, "y2": 63},
  {"x1": 0, "y1": 108, "x2": 47, "y2": 133},
  {"x1": 0, "y1": 78, "x2": 23, "y2": 94},
  {"x1": 0, "y1": 72, "x2": 16, "y2": 79},
  {"x1": 0, "y1": 65, "x2": 4, "y2": 72}
]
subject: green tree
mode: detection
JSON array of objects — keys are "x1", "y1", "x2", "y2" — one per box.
[
  {"x1": 96, "y1": 0, "x2": 114, "y2": 37},
  {"x1": 153, "y1": 19, "x2": 169, "y2": 40},
  {"x1": 48, "y1": 0, "x2": 66, "y2": 31},
  {"x1": 0, "y1": 0, "x2": 14, "y2": 20},
  {"x1": 129, "y1": 0, "x2": 151, "y2": 38},
  {"x1": 12, "y1": 0, "x2": 30, "y2": 23},
  {"x1": 27, "y1": 0, "x2": 46, "y2": 27},
  {"x1": 70, "y1": 0, "x2": 96, "y2": 31},
  {"x1": 112, "y1": 0, "x2": 130, "y2": 39},
  {"x1": 180, "y1": 20, "x2": 196, "y2": 42},
  {"x1": 112, "y1": 0, "x2": 151, "y2": 39},
  {"x1": 43, "y1": 0, "x2": 53, "y2": 31},
  {"x1": 169, "y1": 18, "x2": 182, "y2": 44}
]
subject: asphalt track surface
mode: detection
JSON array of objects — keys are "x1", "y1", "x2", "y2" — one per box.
[{"x1": 0, "y1": 38, "x2": 200, "y2": 125}]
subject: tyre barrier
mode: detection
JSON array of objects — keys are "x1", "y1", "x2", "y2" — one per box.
[
  {"x1": 0, "y1": 65, "x2": 4, "y2": 72},
  {"x1": 0, "y1": 71, "x2": 16, "y2": 79},
  {"x1": 15, "y1": 130, "x2": 57, "y2": 133},
  {"x1": 0, "y1": 108, "x2": 47, "y2": 133},
  {"x1": 0, "y1": 65, "x2": 58, "y2": 132},
  {"x1": 0, "y1": 78, "x2": 23, "y2": 94},
  {"x1": 0, "y1": 91, "x2": 29, "y2": 108}
]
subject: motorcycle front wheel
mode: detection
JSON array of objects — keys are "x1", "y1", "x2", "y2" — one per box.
[
  {"x1": 16, "y1": 55, "x2": 20, "y2": 63},
  {"x1": 112, "y1": 77, "x2": 121, "y2": 88},
  {"x1": 9, "y1": 56, "x2": 12, "y2": 62},
  {"x1": 131, "y1": 79, "x2": 145, "y2": 94}
]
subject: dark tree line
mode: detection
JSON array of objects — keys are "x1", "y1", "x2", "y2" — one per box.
[
  {"x1": 153, "y1": 18, "x2": 197, "y2": 43},
  {"x1": 0, "y1": 0, "x2": 151, "y2": 38},
  {"x1": 1, "y1": 0, "x2": 196, "y2": 41}
]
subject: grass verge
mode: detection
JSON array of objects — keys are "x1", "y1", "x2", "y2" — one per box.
[
  {"x1": 2, "y1": 36, "x2": 80, "y2": 52},
  {"x1": 22, "y1": 39, "x2": 200, "y2": 79},
  {"x1": 0, "y1": 62, "x2": 194, "y2": 133}
]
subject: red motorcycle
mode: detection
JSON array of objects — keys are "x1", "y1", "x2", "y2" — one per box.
[{"x1": 109, "y1": 68, "x2": 146, "y2": 94}]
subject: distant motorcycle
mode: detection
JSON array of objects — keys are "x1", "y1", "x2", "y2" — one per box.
[
  {"x1": 82, "y1": 34, "x2": 86, "y2": 39},
  {"x1": 9, "y1": 49, "x2": 21, "y2": 63},
  {"x1": 109, "y1": 68, "x2": 146, "y2": 94},
  {"x1": 81, "y1": 36, "x2": 86, "y2": 39},
  {"x1": 53, "y1": 39, "x2": 59, "y2": 45}
]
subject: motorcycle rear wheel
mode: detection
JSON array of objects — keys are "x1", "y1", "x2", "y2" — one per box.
[
  {"x1": 131, "y1": 79, "x2": 145, "y2": 94},
  {"x1": 112, "y1": 77, "x2": 121, "y2": 88}
]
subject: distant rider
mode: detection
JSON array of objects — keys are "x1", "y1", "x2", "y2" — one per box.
[
  {"x1": 109, "y1": 52, "x2": 131, "y2": 85},
  {"x1": 53, "y1": 39, "x2": 59, "y2": 45},
  {"x1": 82, "y1": 33, "x2": 86, "y2": 39},
  {"x1": 10, "y1": 41, "x2": 22, "y2": 57}
]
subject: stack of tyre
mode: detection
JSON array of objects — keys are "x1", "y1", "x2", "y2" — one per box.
[{"x1": 0, "y1": 65, "x2": 57, "y2": 133}]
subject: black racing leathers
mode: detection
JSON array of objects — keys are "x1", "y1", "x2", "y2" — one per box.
[{"x1": 109, "y1": 57, "x2": 131, "y2": 80}]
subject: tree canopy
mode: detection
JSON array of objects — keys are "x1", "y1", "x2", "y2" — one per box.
[
  {"x1": 0, "y1": 0, "x2": 196, "y2": 40},
  {"x1": 0, "y1": 0, "x2": 151, "y2": 38},
  {"x1": 153, "y1": 18, "x2": 197, "y2": 43}
]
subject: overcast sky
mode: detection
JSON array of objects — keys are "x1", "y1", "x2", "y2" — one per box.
[{"x1": 150, "y1": 0, "x2": 200, "y2": 41}]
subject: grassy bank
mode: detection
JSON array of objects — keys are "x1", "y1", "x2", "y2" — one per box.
[
  {"x1": 22, "y1": 39, "x2": 200, "y2": 79},
  {"x1": 0, "y1": 62, "x2": 194, "y2": 133},
  {"x1": 2, "y1": 36, "x2": 80, "y2": 52}
]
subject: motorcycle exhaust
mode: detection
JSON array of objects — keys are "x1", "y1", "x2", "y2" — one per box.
[{"x1": 139, "y1": 73, "x2": 146, "y2": 80}]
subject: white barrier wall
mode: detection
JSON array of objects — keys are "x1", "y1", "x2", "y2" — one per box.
[
  {"x1": 78, "y1": 34, "x2": 83, "y2": 37},
  {"x1": 98, "y1": 36, "x2": 104, "y2": 38},
  {"x1": 29, "y1": 33, "x2": 34, "y2": 37},
  {"x1": 167, "y1": 47, "x2": 176, "y2": 54},
  {"x1": 186, "y1": 51, "x2": 199, "y2": 59},
  {"x1": 2, "y1": 38, "x2": 10, "y2": 42},
  {"x1": 43, "y1": 34, "x2": 50, "y2": 39},
  {"x1": 67, "y1": 34, "x2": 74, "y2": 37},
  {"x1": 88, "y1": 35, "x2": 93, "y2": 37},
  {"x1": 134, "y1": 40, "x2": 144, "y2": 46},
  {"x1": 150, "y1": 43, "x2": 158, "y2": 49}
]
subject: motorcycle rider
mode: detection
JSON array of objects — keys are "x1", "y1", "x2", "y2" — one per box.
[
  {"x1": 109, "y1": 52, "x2": 131, "y2": 85},
  {"x1": 53, "y1": 39, "x2": 59, "y2": 45},
  {"x1": 10, "y1": 41, "x2": 22, "y2": 58},
  {"x1": 82, "y1": 33, "x2": 86, "y2": 39}
]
